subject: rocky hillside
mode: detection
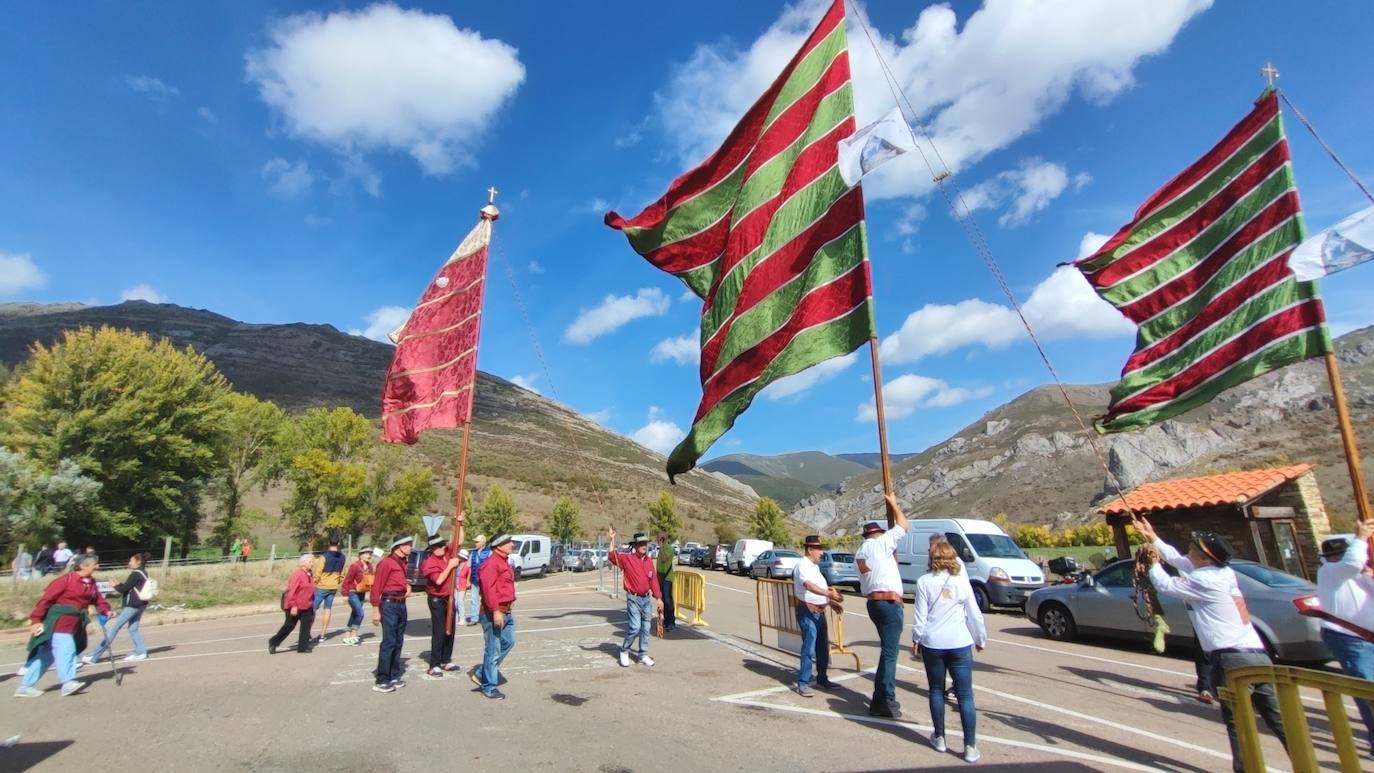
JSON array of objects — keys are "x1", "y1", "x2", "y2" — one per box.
[
  {"x1": 700, "y1": 450, "x2": 915, "y2": 508},
  {"x1": 792, "y1": 326, "x2": 1374, "y2": 535},
  {"x1": 0, "y1": 301, "x2": 758, "y2": 540}
]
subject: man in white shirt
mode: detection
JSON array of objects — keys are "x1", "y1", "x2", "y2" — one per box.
[
  {"x1": 854, "y1": 493, "x2": 908, "y2": 718},
  {"x1": 792, "y1": 535, "x2": 842, "y2": 697},
  {"x1": 1316, "y1": 520, "x2": 1374, "y2": 753},
  {"x1": 1136, "y1": 518, "x2": 1287, "y2": 772},
  {"x1": 51, "y1": 542, "x2": 73, "y2": 571}
]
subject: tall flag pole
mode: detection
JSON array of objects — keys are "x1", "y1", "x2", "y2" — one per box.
[
  {"x1": 381, "y1": 190, "x2": 499, "y2": 629},
  {"x1": 606, "y1": 0, "x2": 893, "y2": 501}
]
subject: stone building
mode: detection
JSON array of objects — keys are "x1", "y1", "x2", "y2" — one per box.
[{"x1": 1098, "y1": 464, "x2": 1332, "y2": 580}]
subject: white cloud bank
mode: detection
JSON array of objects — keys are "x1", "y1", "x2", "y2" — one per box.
[
  {"x1": 120, "y1": 284, "x2": 168, "y2": 304},
  {"x1": 761, "y1": 351, "x2": 858, "y2": 400},
  {"x1": 245, "y1": 3, "x2": 525, "y2": 176},
  {"x1": 856, "y1": 374, "x2": 994, "y2": 421},
  {"x1": 509, "y1": 373, "x2": 540, "y2": 394},
  {"x1": 959, "y1": 158, "x2": 1075, "y2": 226},
  {"x1": 0, "y1": 251, "x2": 46, "y2": 296},
  {"x1": 261, "y1": 158, "x2": 314, "y2": 198},
  {"x1": 350, "y1": 305, "x2": 410, "y2": 343},
  {"x1": 564, "y1": 287, "x2": 671, "y2": 344},
  {"x1": 630, "y1": 406, "x2": 686, "y2": 456},
  {"x1": 650, "y1": 329, "x2": 700, "y2": 365}
]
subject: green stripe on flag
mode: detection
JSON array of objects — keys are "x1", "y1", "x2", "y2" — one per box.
[{"x1": 763, "y1": 24, "x2": 847, "y2": 128}]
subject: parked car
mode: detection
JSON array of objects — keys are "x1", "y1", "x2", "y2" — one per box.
[
  {"x1": 506, "y1": 534, "x2": 552, "y2": 578},
  {"x1": 711, "y1": 544, "x2": 730, "y2": 570},
  {"x1": 549, "y1": 543, "x2": 566, "y2": 573},
  {"x1": 679, "y1": 542, "x2": 703, "y2": 565},
  {"x1": 728, "y1": 539, "x2": 774, "y2": 575},
  {"x1": 1024, "y1": 558, "x2": 1330, "y2": 664},
  {"x1": 689, "y1": 546, "x2": 710, "y2": 568},
  {"x1": 892, "y1": 518, "x2": 1046, "y2": 610},
  {"x1": 749, "y1": 549, "x2": 802, "y2": 579},
  {"x1": 560, "y1": 547, "x2": 582, "y2": 572},
  {"x1": 576, "y1": 549, "x2": 608, "y2": 572},
  {"x1": 819, "y1": 550, "x2": 859, "y2": 592}
]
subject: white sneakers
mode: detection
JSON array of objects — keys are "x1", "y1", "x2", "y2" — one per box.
[
  {"x1": 618, "y1": 651, "x2": 631, "y2": 667},
  {"x1": 931, "y1": 735, "x2": 976, "y2": 763},
  {"x1": 13, "y1": 686, "x2": 43, "y2": 698},
  {"x1": 79, "y1": 655, "x2": 96, "y2": 666},
  {"x1": 931, "y1": 736, "x2": 947, "y2": 753},
  {"x1": 639, "y1": 655, "x2": 655, "y2": 668},
  {"x1": 963, "y1": 746, "x2": 980, "y2": 764},
  {"x1": 122, "y1": 653, "x2": 147, "y2": 662},
  {"x1": 59, "y1": 681, "x2": 83, "y2": 697}
]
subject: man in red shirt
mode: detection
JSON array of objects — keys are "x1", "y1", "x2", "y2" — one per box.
[
  {"x1": 606, "y1": 528, "x2": 663, "y2": 668},
  {"x1": 268, "y1": 554, "x2": 317, "y2": 655},
  {"x1": 16, "y1": 554, "x2": 110, "y2": 698},
  {"x1": 420, "y1": 535, "x2": 462, "y2": 676},
  {"x1": 476, "y1": 534, "x2": 517, "y2": 699},
  {"x1": 370, "y1": 535, "x2": 413, "y2": 693}
]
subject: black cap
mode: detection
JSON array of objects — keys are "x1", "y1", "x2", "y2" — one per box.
[
  {"x1": 803, "y1": 535, "x2": 826, "y2": 549},
  {"x1": 631, "y1": 532, "x2": 650, "y2": 545},
  {"x1": 862, "y1": 521, "x2": 886, "y2": 536},
  {"x1": 1191, "y1": 531, "x2": 1232, "y2": 565},
  {"x1": 1321, "y1": 537, "x2": 1352, "y2": 559}
]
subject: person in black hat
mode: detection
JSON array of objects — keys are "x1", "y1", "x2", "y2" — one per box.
[
  {"x1": 369, "y1": 534, "x2": 414, "y2": 693},
  {"x1": 1316, "y1": 520, "x2": 1374, "y2": 753},
  {"x1": 420, "y1": 535, "x2": 462, "y2": 676},
  {"x1": 1135, "y1": 518, "x2": 1287, "y2": 771},
  {"x1": 792, "y1": 535, "x2": 843, "y2": 696},
  {"x1": 476, "y1": 534, "x2": 518, "y2": 699},
  {"x1": 606, "y1": 527, "x2": 663, "y2": 667}
]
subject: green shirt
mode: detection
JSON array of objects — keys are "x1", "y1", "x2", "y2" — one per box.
[{"x1": 656, "y1": 548, "x2": 675, "y2": 580}]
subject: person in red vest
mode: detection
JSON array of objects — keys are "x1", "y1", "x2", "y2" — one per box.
[
  {"x1": 370, "y1": 535, "x2": 413, "y2": 693},
  {"x1": 268, "y1": 555, "x2": 316, "y2": 655},
  {"x1": 420, "y1": 535, "x2": 462, "y2": 676},
  {"x1": 606, "y1": 528, "x2": 663, "y2": 668},
  {"x1": 14, "y1": 554, "x2": 110, "y2": 698},
  {"x1": 475, "y1": 534, "x2": 517, "y2": 699}
]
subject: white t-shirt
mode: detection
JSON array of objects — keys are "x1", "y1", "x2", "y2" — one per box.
[
  {"x1": 793, "y1": 557, "x2": 830, "y2": 606},
  {"x1": 1317, "y1": 538, "x2": 1374, "y2": 634},
  {"x1": 52, "y1": 548, "x2": 73, "y2": 567},
  {"x1": 911, "y1": 570, "x2": 986, "y2": 650},
  {"x1": 1149, "y1": 539, "x2": 1264, "y2": 653},
  {"x1": 855, "y1": 525, "x2": 906, "y2": 596}
]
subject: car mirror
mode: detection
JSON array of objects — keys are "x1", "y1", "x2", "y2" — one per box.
[
  {"x1": 961, "y1": 550, "x2": 975, "y2": 563},
  {"x1": 1080, "y1": 575, "x2": 1095, "y2": 588}
]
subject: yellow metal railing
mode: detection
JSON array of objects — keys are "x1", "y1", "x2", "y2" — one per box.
[
  {"x1": 755, "y1": 577, "x2": 860, "y2": 671},
  {"x1": 673, "y1": 570, "x2": 709, "y2": 627},
  {"x1": 1220, "y1": 664, "x2": 1374, "y2": 772}
]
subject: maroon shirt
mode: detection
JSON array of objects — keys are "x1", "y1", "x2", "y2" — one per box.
[
  {"x1": 421, "y1": 551, "x2": 455, "y2": 598},
  {"x1": 30, "y1": 573, "x2": 111, "y2": 634},
  {"x1": 479, "y1": 552, "x2": 516, "y2": 613},
  {"x1": 370, "y1": 553, "x2": 408, "y2": 606},
  {"x1": 283, "y1": 568, "x2": 314, "y2": 610},
  {"x1": 341, "y1": 560, "x2": 369, "y2": 595},
  {"x1": 607, "y1": 550, "x2": 662, "y2": 599}
]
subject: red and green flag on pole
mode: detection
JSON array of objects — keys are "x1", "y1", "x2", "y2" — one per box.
[
  {"x1": 1074, "y1": 91, "x2": 1332, "y2": 433},
  {"x1": 605, "y1": 0, "x2": 874, "y2": 479}
]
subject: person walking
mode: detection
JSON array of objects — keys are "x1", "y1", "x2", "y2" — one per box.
[
  {"x1": 606, "y1": 528, "x2": 662, "y2": 667},
  {"x1": 793, "y1": 535, "x2": 842, "y2": 696},
  {"x1": 912, "y1": 541, "x2": 987, "y2": 763},
  {"x1": 467, "y1": 535, "x2": 489, "y2": 626},
  {"x1": 475, "y1": 534, "x2": 517, "y2": 699},
  {"x1": 340, "y1": 547, "x2": 374, "y2": 646},
  {"x1": 241, "y1": 539, "x2": 253, "y2": 563},
  {"x1": 855, "y1": 493, "x2": 909, "y2": 718},
  {"x1": 1316, "y1": 519, "x2": 1374, "y2": 754},
  {"x1": 370, "y1": 535, "x2": 413, "y2": 693},
  {"x1": 230, "y1": 537, "x2": 242, "y2": 564},
  {"x1": 268, "y1": 555, "x2": 316, "y2": 655},
  {"x1": 83, "y1": 553, "x2": 152, "y2": 665},
  {"x1": 1135, "y1": 518, "x2": 1287, "y2": 771},
  {"x1": 455, "y1": 548, "x2": 473, "y2": 625},
  {"x1": 421, "y1": 535, "x2": 462, "y2": 677},
  {"x1": 312, "y1": 535, "x2": 346, "y2": 641},
  {"x1": 34, "y1": 544, "x2": 53, "y2": 577},
  {"x1": 51, "y1": 542, "x2": 73, "y2": 572},
  {"x1": 14, "y1": 554, "x2": 110, "y2": 698},
  {"x1": 655, "y1": 533, "x2": 677, "y2": 633}
]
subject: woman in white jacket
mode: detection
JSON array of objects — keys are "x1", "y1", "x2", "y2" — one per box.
[{"x1": 911, "y1": 541, "x2": 988, "y2": 764}]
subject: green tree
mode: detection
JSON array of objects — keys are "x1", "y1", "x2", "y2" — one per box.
[
  {"x1": 646, "y1": 491, "x2": 682, "y2": 541},
  {"x1": 750, "y1": 497, "x2": 791, "y2": 545},
  {"x1": 1, "y1": 327, "x2": 231, "y2": 552},
  {"x1": 279, "y1": 407, "x2": 375, "y2": 546},
  {"x1": 713, "y1": 521, "x2": 739, "y2": 546},
  {"x1": 469, "y1": 485, "x2": 518, "y2": 539},
  {"x1": 548, "y1": 498, "x2": 582, "y2": 545},
  {"x1": 211, "y1": 393, "x2": 286, "y2": 555},
  {"x1": 365, "y1": 448, "x2": 437, "y2": 540},
  {"x1": 0, "y1": 447, "x2": 104, "y2": 552}
]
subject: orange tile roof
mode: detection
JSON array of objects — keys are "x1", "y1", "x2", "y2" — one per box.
[{"x1": 1098, "y1": 464, "x2": 1313, "y2": 515}]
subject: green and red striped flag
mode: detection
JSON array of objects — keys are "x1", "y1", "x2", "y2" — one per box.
[
  {"x1": 605, "y1": 0, "x2": 873, "y2": 479},
  {"x1": 1075, "y1": 91, "x2": 1332, "y2": 432}
]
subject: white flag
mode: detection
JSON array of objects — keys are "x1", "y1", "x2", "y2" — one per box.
[
  {"x1": 838, "y1": 107, "x2": 916, "y2": 187},
  {"x1": 1289, "y1": 204, "x2": 1374, "y2": 281}
]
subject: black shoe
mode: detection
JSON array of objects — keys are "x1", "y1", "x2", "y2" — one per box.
[
  {"x1": 297, "y1": 646, "x2": 313, "y2": 654},
  {"x1": 484, "y1": 689, "x2": 506, "y2": 700},
  {"x1": 868, "y1": 703, "x2": 900, "y2": 718},
  {"x1": 815, "y1": 679, "x2": 838, "y2": 691},
  {"x1": 268, "y1": 642, "x2": 277, "y2": 655}
]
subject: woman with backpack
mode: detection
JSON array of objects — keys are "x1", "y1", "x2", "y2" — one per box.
[
  {"x1": 83, "y1": 553, "x2": 153, "y2": 664},
  {"x1": 340, "y1": 547, "x2": 375, "y2": 646},
  {"x1": 911, "y1": 540, "x2": 987, "y2": 764}
]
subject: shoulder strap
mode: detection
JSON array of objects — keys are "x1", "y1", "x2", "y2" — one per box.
[{"x1": 927, "y1": 573, "x2": 954, "y2": 618}]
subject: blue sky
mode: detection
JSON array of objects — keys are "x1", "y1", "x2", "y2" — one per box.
[{"x1": 3, "y1": 1, "x2": 1373, "y2": 463}]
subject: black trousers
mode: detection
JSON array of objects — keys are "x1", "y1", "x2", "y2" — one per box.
[
  {"x1": 376, "y1": 599, "x2": 407, "y2": 685},
  {"x1": 659, "y1": 576, "x2": 676, "y2": 629},
  {"x1": 427, "y1": 595, "x2": 456, "y2": 667},
  {"x1": 269, "y1": 608, "x2": 315, "y2": 651},
  {"x1": 1210, "y1": 650, "x2": 1287, "y2": 772}
]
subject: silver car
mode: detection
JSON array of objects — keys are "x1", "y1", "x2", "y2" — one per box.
[
  {"x1": 749, "y1": 549, "x2": 802, "y2": 579},
  {"x1": 819, "y1": 551, "x2": 859, "y2": 592},
  {"x1": 1025, "y1": 558, "x2": 1329, "y2": 663}
]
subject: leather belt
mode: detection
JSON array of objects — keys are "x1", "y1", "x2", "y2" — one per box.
[
  {"x1": 1209, "y1": 647, "x2": 1266, "y2": 657},
  {"x1": 868, "y1": 591, "x2": 902, "y2": 603},
  {"x1": 796, "y1": 601, "x2": 825, "y2": 614}
]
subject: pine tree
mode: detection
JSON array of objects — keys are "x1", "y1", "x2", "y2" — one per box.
[
  {"x1": 548, "y1": 498, "x2": 582, "y2": 545},
  {"x1": 750, "y1": 498, "x2": 791, "y2": 546},
  {"x1": 646, "y1": 491, "x2": 682, "y2": 541}
]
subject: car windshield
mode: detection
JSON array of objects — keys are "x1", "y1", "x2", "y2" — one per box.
[
  {"x1": 1232, "y1": 562, "x2": 1312, "y2": 589},
  {"x1": 965, "y1": 533, "x2": 1027, "y2": 559},
  {"x1": 509, "y1": 540, "x2": 524, "y2": 552},
  {"x1": 828, "y1": 553, "x2": 854, "y2": 563},
  {"x1": 774, "y1": 550, "x2": 800, "y2": 558}
]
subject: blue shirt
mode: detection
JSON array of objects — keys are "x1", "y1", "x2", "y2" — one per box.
[{"x1": 470, "y1": 547, "x2": 492, "y2": 590}]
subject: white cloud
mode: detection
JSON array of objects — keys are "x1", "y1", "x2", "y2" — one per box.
[
  {"x1": 650, "y1": 330, "x2": 700, "y2": 365},
  {"x1": 527, "y1": 260, "x2": 544, "y2": 274},
  {"x1": 1073, "y1": 172, "x2": 1093, "y2": 191},
  {"x1": 679, "y1": 288, "x2": 700, "y2": 303},
  {"x1": 1077, "y1": 231, "x2": 1112, "y2": 258},
  {"x1": 584, "y1": 408, "x2": 614, "y2": 425},
  {"x1": 880, "y1": 265, "x2": 1133, "y2": 364},
  {"x1": 197, "y1": 107, "x2": 219, "y2": 124},
  {"x1": 761, "y1": 352, "x2": 858, "y2": 400},
  {"x1": 509, "y1": 373, "x2": 540, "y2": 394},
  {"x1": 350, "y1": 305, "x2": 410, "y2": 343},
  {"x1": 0, "y1": 251, "x2": 46, "y2": 296},
  {"x1": 120, "y1": 284, "x2": 168, "y2": 304},
  {"x1": 125, "y1": 75, "x2": 180, "y2": 102},
  {"x1": 629, "y1": 406, "x2": 686, "y2": 456},
  {"x1": 958, "y1": 158, "x2": 1072, "y2": 226},
  {"x1": 574, "y1": 197, "x2": 610, "y2": 214},
  {"x1": 856, "y1": 374, "x2": 993, "y2": 421},
  {"x1": 615, "y1": 116, "x2": 651, "y2": 148},
  {"x1": 564, "y1": 287, "x2": 671, "y2": 344},
  {"x1": 245, "y1": 3, "x2": 525, "y2": 176},
  {"x1": 894, "y1": 203, "x2": 927, "y2": 237},
  {"x1": 261, "y1": 158, "x2": 314, "y2": 198},
  {"x1": 652, "y1": 0, "x2": 1209, "y2": 201}
]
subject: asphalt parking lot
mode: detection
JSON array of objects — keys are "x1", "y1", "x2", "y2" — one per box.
[{"x1": 0, "y1": 567, "x2": 1343, "y2": 771}]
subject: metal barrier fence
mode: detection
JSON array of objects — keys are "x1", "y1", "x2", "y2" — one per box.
[
  {"x1": 754, "y1": 577, "x2": 861, "y2": 671},
  {"x1": 1220, "y1": 663, "x2": 1374, "y2": 772},
  {"x1": 672, "y1": 570, "x2": 709, "y2": 627}
]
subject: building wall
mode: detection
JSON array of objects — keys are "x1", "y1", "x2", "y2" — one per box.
[{"x1": 1254, "y1": 471, "x2": 1331, "y2": 579}]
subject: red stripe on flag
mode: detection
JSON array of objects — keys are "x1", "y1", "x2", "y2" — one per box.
[{"x1": 382, "y1": 387, "x2": 473, "y2": 445}]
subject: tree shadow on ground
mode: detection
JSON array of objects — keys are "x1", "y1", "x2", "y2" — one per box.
[{"x1": 0, "y1": 740, "x2": 75, "y2": 772}]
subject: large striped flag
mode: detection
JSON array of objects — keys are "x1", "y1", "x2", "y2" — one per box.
[
  {"x1": 605, "y1": 0, "x2": 874, "y2": 479},
  {"x1": 381, "y1": 205, "x2": 497, "y2": 444},
  {"x1": 1075, "y1": 91, "x2": 1332, "y2": 432}
]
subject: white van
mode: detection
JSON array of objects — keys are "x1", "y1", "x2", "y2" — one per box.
[
  {"x1": 727, "y1": 539, "x2": 774, "y2": 575},
  {"x1": 895, "y1": 519, "x2": 1044, "y2": 611},
  {"x1": 506, "y1": 534, "x2": 552, "y2": 578}
]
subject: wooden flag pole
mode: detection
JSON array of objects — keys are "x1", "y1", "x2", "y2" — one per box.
[
  {"x1": 445, "y1": 423, "x2": 472, "y2": 635},
  {"x1": 866, "y1": 337, "x2": 896, "y2": 525},
  {"x1": 1324, "y1": 352, "x2": 1372, "y2": 523}
]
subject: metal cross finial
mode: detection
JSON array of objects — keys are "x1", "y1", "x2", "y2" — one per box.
[
  {"x1": 487, "y1": 186, "x2": 498, "y2": 204},
  {"x1": 1261, "y1": 62, "x2": 1279, "y2": 87}
]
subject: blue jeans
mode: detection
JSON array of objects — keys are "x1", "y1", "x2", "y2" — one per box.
[
  {"x1": 795, "y1": 605, "x2": 830, "y2": 687},
  {"x1": 89, "y1": 606, "x2": 146, "y2": 659},
  {"x1": 346, "y1": 592, "x2": 365, "y2": 629},
  {"x1": 866, "y1": 599, "x2": 904, "y2": 709},
  {"x1": 1323, "y1": 628, "x2": 1374, "y2": 749},
  {"x1": 375, "y1": 599, "x2": 407, "y2": 686},
  {"x1": 922, "y1": 645, "x2": 976, "y2": 747},
  {"x1": 479, "y1": 610, "x2": 516, "y2": 695},
  {"x1": 468, "y1": 584, "x2": 482, "y2": 622},
  {"x1": 23, "y1": 632, "x2": 78, "y2": 687},
  {"x1": 622, "y1": 594, "x2": 653, "y2": 657}
]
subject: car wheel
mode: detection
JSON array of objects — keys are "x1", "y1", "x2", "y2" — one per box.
[
  {"x1": 973, "y1": 584, "x2": 990, "y2": 613},
  {"x1": 1039, "y1": 603, "x2": 1076, "y2": 641}
]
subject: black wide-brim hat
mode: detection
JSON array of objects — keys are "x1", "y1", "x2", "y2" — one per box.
[
  {"x1": 389, "y1": 534, "x2": 414, "y2": 551},
  {"x1": 427, "y1": 535, "x2": 448, "y2": 549},
  {"x1": 803, "y1": 535, "x2": 826, "y2": 549},
  {"x1": 1191, "y1": 531, "x2": 1232, "y2": 565},
  {"x1": 631, "y1": 532, "x2": 650, "y2": 545},
  {"x1": 862, "y1": 521, "x2": 886, "y2": 536},
  {"x1": 1321, "y1": 537, "x2": 1352, "y2": 559}
]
